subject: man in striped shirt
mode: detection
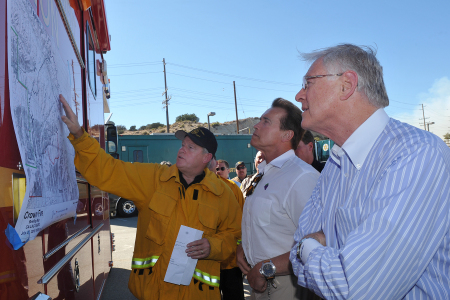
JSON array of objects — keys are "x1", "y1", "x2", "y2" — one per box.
[{"x1": 290, "y1": 44, "x2": 450, "y2": 299}]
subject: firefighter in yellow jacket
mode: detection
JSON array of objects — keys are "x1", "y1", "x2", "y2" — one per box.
[
  {"x1": 60, "y1": 95, "x2": 242, "y2": 300},
  {"x1": 208, "y1": 158, "x2": 245, "y2": 300}
]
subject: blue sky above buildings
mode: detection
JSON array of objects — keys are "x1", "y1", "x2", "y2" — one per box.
[{"x1": 104, "y1": 0, "x2": 450, "y2": 139}]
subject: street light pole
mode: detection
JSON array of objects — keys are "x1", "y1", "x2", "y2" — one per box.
[
  {"x1": 426, "y1": 121, "x2": 435, "y2": 132},
  {"x1": 207, "y1": 112, "x2": 216, "y2": 131}
]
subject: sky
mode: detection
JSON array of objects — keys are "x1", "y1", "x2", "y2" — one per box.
[{"x1": 103, "y1": 0, "x2": 450, "y2": 141}]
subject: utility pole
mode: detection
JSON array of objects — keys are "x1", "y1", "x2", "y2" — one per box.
[
  {"x1": 163, "y1": 58, "x2": 170, "y2": 133},
  {"x1": 421, "y1": 104, "x2": 426, "y2": 130},
  {"x1": 233, "y1": 81, "x2": 239, "y2": 134}
]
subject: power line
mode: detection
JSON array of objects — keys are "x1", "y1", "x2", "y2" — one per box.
[
  {"x1": 167, "y1": 72, "x2": 234, "y2": 85},
  {"x1": 167, "y1": 62, "x2": 299, "y2": 86},
  {"x1": 108, "y1": 61, "x2": 161, "y2": 67},
  {"x1": 114, "y1": 87, "x2": 164, "y2": 95},
  {"x1": 108, "y1": 71, "x2": 162, "y2": 76},
  {"x1": 390, "y1": 99, "x2": 421, "y2": 106},
  {"x1": 387, "y1": 105, "x2": 421, "y2": 111}
]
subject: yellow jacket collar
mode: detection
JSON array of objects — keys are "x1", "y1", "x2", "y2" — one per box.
[{"x1": 159, "y1": 165, "x2": 224, "y2": 196}]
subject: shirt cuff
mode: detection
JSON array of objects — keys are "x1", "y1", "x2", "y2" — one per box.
[{"x1": 300, "y1": 238, "x2": 322, "y2": 264}]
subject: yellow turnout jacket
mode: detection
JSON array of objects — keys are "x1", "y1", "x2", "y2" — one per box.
[{"x1": 69, "y1": 131, "x2": 241, "y2": 300}]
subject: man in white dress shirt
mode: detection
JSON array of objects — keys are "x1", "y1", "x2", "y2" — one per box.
[{"x1": 237, "y1": 98, "x2": 320, "y2": 299}]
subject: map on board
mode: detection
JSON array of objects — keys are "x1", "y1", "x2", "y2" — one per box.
[{"x1": 7, "y1": 0, "x2": 79, "y2": 243}]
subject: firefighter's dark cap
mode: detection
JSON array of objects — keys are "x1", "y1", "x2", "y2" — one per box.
[
  {"x1": 175, "y1": 128, "x2": 217, "y2": 157},
  {"x1": 235, "y1": 161, "x2": 246, "y2": 168}
]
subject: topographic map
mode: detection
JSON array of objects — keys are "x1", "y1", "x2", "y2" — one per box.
[{"x1": 8, "y1": 0, "x2": 79, "y2": 243}]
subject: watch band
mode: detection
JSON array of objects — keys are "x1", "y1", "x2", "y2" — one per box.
[
  {"x1": 296, "y1": 238, "x2": 310, "y2": 261},
  {"x1": 260, "y1": 259, "x2": 275, "y2": 280}
]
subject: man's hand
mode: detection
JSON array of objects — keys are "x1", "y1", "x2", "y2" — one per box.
[
  {"x1": 236, "y1": 244, "x2": 251, "y2": 275},
  {"x1": 247, "y1": 261, "x2": 267, "y2": 293},
  {"x1": 60, "y1": 94, "x2": 83, "y2": 138},
  {"x1": 303, "y1": 231, "x2": 326, "y2": 246},
  {"x1": 186, "y1": 238, "x2": 211, "y2": 259}
]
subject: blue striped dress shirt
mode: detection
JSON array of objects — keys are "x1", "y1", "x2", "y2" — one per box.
[{"x1": 290, "y1": 109, "x2": 450, "y2": 299}]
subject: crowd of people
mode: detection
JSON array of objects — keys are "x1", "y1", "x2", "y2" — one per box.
[{"x1": 60, "y1": 43, "x2": 450, "y2": 300}]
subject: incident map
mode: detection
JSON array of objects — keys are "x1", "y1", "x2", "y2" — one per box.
[{"x1": 8, "y1": 0, "x2": 79, "y2": 243}]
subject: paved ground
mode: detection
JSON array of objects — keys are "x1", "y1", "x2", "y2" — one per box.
[{"x1": 101, "y1": 216, "x2": 251, "y2": 299}]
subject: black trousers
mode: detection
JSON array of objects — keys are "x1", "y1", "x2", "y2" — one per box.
[{"x1": 220, "y1": 267, "x2": 245, "y2": 300}]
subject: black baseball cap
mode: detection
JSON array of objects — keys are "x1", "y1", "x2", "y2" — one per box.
[
  {"x1": 235, "y1": 161, "x2": 246, "y2": 168},
  {"x1": 175, "y1": 128, "x2": 218, "y2": 157}
]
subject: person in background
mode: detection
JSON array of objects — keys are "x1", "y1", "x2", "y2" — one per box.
[
  {"x1": 230, "y1": 161, "x2": 250, "y2": 187},
  {"x1": 291, "y1": 43, "x2": 450, "y2": 299},
  {"x1": 294, "y1": 130, "x2": 325, "y2": 172},
  {"x1": 208, "y1": 158, "x2": 245, "y2": 300},
  {"x1": 240, "y1": 151, "x2": 265, "y2": 195},
  {"x1": 237, "y1": 98, "x2": 320, "y2": 300},
  {"x1": 60, "y1": 94, "x2": 241, "y2": 300},
  {"x1": 216, "y1": 159, "x2": 231, "y2": 180}
]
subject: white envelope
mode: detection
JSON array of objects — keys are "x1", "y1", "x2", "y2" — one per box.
[{"x1": 164, "y1": 225, "x2": 204, "y2": 285}]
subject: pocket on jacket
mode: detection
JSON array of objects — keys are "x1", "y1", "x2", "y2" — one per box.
[
  {"x1": 146, "y1": 192, "x2": 177, "y2": 245},
  {"x1": 198, "y1": 203, "x2": 219, "y2": 235}
]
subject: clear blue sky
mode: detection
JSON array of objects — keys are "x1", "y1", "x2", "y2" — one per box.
[{"x1": 104, "y1": 0, "x2": 450, "y2": 140}]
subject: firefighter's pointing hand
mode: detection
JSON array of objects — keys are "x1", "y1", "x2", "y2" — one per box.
[
  {"x1": 186, "y1": 238, "x2": 211, "y2": 259},
  {"x1": 60, "y1": 94, "x2": 83, "y2": 139}
]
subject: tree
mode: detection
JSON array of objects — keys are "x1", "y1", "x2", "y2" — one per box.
[
  {"x1": 129, "y1": 125, "x2": 137, "y2": 131},
  {"x1": 146, "y1": 122, "x2": 164, "y2": 129},
  {"x1": 117, "y1": 125, "x2": 126, "y2": 134},
  {"x1": 176, "y1": 113, "x2": 199, "y2": 123},
  {"x1": 444, "y1": 133, "x2": 450, "y2": 143},
  {"x1": 139, "y1": 125, "x2": 147, "y2": 130}
]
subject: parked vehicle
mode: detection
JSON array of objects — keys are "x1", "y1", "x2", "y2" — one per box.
[{"x1": 109, "y1": 193, "x2": 138, "y2": 218}]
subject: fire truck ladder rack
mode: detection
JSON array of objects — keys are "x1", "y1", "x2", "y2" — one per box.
[
  {"x1": 38, "y1": 223, "x2": 104, "y2": 284},
  {"x1": 43, "y1": 225, "x2": 91, "y2": 260}
]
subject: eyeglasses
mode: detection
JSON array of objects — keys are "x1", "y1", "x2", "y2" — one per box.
[
  {"x1": 302, "y1": 73, "x2": 343, "y2": 90},
  {"x1": 236, "y1": 166, "x2": 246, "y2": 170},
  {"x1": 216, "y1": 167, "x2": 227, "y2": 171},
  {"x1": 244, "y1": 173, "x2": 264, "y2": 197}
]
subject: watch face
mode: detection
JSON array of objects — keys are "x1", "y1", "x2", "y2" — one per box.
[{"x1": 262, "y1": 263, "x2": 275, "y2": 277}]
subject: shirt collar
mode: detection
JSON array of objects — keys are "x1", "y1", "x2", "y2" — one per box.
[
  {"x1": 178, "y1": 170, "x2": 205, "y2": 189},
  {"x1": 330, "y1": 108, "x2": 390, "y2": 170},
  {"x1": 258, "y1": 149, "x2": 295, "y2": 172}
]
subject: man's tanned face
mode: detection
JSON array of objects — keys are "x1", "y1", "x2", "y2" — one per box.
[
  {"x1": 236, "y1": 164, "x2": 247, "y2": 180},
  {"x1": 216, "y1": 162, "x2": 230, "y2": 179}
]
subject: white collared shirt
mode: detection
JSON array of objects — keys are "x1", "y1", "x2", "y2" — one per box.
[
  {"x1": 329, "y1": 108, "x2": 390, "y2": 169},
  {"x1": 242, "y1": 150, "x2": 320, "y2": 266}
]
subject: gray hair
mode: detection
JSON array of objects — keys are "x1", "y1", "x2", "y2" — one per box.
[
  {"x1": 300, "y1": 44, "x2": 389, "y2": 108},
  {"x1": 203, "y1": 147, "x2": 215, "y2": 169}
]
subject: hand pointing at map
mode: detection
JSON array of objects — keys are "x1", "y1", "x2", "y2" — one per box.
[{"x1": 60, "y1": 94, "x2": 83, "y2": 139}]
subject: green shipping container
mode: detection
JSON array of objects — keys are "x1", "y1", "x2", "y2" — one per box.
[{"x1": 117, "y1": 134, "x2": 258, "y2": 178}]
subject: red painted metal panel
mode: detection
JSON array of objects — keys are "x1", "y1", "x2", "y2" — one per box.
[{"x1": 90, "y1": 0, "x2": 110, "y2": 52}]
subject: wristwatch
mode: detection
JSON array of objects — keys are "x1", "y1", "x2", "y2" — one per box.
[
  {"x1": 296, "y1": 238, "x2": 309, "y2": 261},
  {"x1": 259, "y1": 260, "x2": 276, "y2": 279}
]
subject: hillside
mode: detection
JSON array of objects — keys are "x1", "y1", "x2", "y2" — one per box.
[
  {"x1": 119, "y1": 117, "x2": 260, "y2": 135},
  {"x1": 118, "y1": 117, "x2": 328, "y2": 140}
]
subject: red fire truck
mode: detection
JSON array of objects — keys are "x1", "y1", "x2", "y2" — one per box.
[{"x1": 0, "y1": 0, "x2": 116, "y2": 299}]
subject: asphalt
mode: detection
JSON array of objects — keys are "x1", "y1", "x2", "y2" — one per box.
[{"x1": 101, "y1": 216, "x2": 252, "y2": 299}]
